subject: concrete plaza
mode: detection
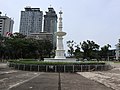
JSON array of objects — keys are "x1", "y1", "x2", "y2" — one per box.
[{"x1": 0, "y1": 63, "x2": 114, "y2": 90}]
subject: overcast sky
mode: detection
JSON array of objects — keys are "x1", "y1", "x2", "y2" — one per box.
[{"x1": 1, "y1": 0, "x2": 120, "y2": 49}]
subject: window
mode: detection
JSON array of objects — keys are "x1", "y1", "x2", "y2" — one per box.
[{"x1": 0, "y1": 20, "x2": 2, "y2": 22}]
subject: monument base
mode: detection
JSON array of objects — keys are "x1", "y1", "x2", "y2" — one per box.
[
  {"x1": 54, "y1": 56, "x2": 66, "y2": 60},
  {"x1": 44, "y1": 58, "x2": 76, "y2": 62},
  {"x1": 55, "y1": 50, "x2": 66, "y2": 59}
]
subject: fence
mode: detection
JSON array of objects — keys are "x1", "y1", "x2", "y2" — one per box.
[{"x1": 8, "y1": 63, "x2": 111, "y2": 72}]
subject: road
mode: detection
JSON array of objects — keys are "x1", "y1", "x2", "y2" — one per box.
[{"x1": 0, "y1": 63, "x2": 113, "y2": 90}]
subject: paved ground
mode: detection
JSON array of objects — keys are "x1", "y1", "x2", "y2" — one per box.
[
  {"x1": 0, "y1": 63, "x2": 114, "y2": 90},
  {"x1": 78, "y1": 62, "x2": 120, "y2": 90}
]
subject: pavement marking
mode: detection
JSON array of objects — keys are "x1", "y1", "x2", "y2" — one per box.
[
  {"x1": 8, "y1": 72, "x2": 44, "y2": 90},
  {"x1": 0, "y1": 70, "x2": 17, "y2": 75},
  {"x1": 29, "y1": 87, "x2": 33, "y2": 89},
  {"x1": 0, "y1": 78, "x2": 8, "y2": 82},
  {"x1": 4, "y1": 70, "x2": 17, "y2": 74}
]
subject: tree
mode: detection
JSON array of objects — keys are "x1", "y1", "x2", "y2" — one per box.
[
  {"x1": 36, "y1": 39, "x2": 53, "y2": 60},
  {"x1": 73, "y1": 44, "x2": 83, "y2": 60},
  {"x1": 66, "y1": 40, "x2": 75, "y2": 57},
  {"x1": 81, "y1": 40, "x2": 100, "y2": 60},
  {"x1": 43, "y1": 40, "x2": 53, "y2": 58},
  {"x1": 0, "y1": 35, "x2": 5, "y2": 61},
  {"x1": 11, "y1": 32, "x2": 26, "y2": 38},
  {"x1": 0, "y1": 32, "x2": 53, "y2": 60},
  {"x1": 100, "y1": 44, "x2": 111, "y2": 60}
]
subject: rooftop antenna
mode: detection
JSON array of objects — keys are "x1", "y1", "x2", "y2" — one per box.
[
  {"x1": 50, "y1": 4, "x2": 52, "y2": 8},
  {"x1": 59, "y1": 7, "x2": 63, "y2": 14},
  {"x1": 60, "y1": 7, "x2": 62, "y2": 10},
  {"x1": 60, "y1": 7, "x2": 63, "y2": 13}
]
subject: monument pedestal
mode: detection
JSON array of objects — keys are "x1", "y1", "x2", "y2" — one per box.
[{"x1": 54, "y1": 50, "x2": 66, "y2": 59}]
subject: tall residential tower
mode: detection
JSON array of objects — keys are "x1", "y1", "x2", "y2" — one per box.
[
  {"x1": 0, "y1": 12, "x2": 14, "y2": 37},
  {"x1": 43, "y1": 7, "x2": 57, "y2": 49},
  {"x1": 19, "y1": 7, "x2": 43, "y2": 36}
]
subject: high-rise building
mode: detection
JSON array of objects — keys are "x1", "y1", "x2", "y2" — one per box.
[
  {"x1": 43, "y1": 7, "x2": 57, "y2": 49},
  {"x1": 0, "y1": 12, "x2": 14, "y2": 37},
  {"x1": 19, "y1": 7, "x2": 43, "y2": 36},
  {"x1": 115, "y1": 39, "x2": 120, "y2": 60},
  {"x1": 28, "y1": 32, "x2": 53, "y2": 42},
  {"x1": 44, "y1": 7, "x2": 57, "y2": 33}
]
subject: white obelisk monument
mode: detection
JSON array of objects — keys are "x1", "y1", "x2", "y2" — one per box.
[{"x1": 54, "y1": 10, "x2": 66, "y2": 59}]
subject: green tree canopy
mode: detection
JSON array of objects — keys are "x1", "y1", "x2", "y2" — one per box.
[
  {"x1": 67, "y1": 40, "x2": 75, "y2": 57},
  {"x1": 100, "y1": 44, "x2": 111, "y2": 60},
  {"x1": 81, "y1": 40, "x2": 100, "y2": 59}
]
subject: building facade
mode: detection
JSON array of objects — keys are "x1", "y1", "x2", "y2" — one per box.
[
  {"x1": 43, "y1": 7, "x2": 57, "y2": 49},
  {"x1": 115, "y1": 39, "x2": 120, "y2": 60},
  {"x1": 28, "y1": 32, "x2": 53, "y2": 42},
  {"x1": 0, "y1": 12, "x2": 14, "y2": 37},
  {"x1": 19, "y1": 7, "x2": 43, "y2": 36}
]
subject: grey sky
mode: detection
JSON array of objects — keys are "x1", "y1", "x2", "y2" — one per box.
[{"x1": 1, "y1": 0, "x2": 120, "y2": 49}]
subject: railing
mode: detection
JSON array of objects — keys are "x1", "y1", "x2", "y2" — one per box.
[{"x1": 8, "y1": 63, "x2": 111, "y2": 72}]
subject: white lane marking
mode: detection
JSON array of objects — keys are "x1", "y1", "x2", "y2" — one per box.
[
  {"x1": 4, "y1": 70, "x2": 17, "y2": 74},
  {"x1": 0, "y1": 78, "x2": 8, "y2": 82},
  {"x1": 0, "y1": 70, "x2": 17, "y2": 75},
  {"x1": 8, "y1": 72, "x2": 43, "y2": 90},
  {"x1": 29, "y1": 87, "x2": 33, "y2": 89}
]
